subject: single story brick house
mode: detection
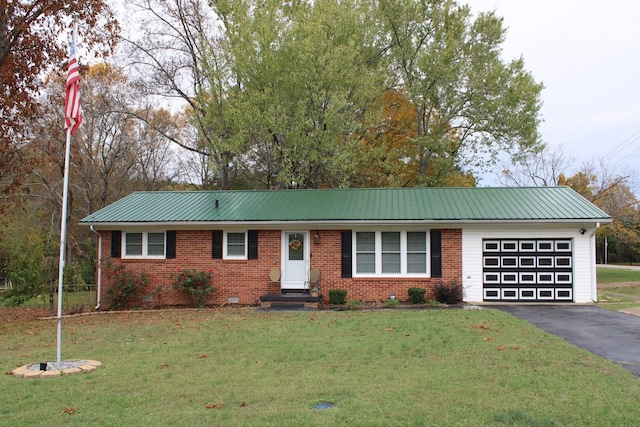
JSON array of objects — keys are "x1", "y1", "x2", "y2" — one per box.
[{"x1": 79, "y1": 186, "x2": 610, "y2": 308}]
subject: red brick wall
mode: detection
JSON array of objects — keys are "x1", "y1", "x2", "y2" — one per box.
[
  {"x1": 313, "y1": 229, "x2": 462, "y2": 302},
  {"x1": 97, "y1": 229, "x2": 462, "y2": 308}
]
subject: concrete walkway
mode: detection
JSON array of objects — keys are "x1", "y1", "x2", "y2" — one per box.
[{"x1": 492, "y1": 305, "x2": 640, "y2": 377}]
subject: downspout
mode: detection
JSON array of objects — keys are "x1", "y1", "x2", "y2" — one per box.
[
  {"x1": 90, "y1": 226, "x2": 102, "y2": 310},
  {"x1": 589, "y1": 222, "x2": 600, "y2": 303}
]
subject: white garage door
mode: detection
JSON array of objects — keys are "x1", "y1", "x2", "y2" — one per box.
[{"x1": 482, "y1": 238, "x2": 573, "y2": 302}]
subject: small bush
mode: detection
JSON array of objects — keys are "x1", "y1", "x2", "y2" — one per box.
[
  {"x1": 384, "y1": 298, "x2": 399, "y2": 308},
  {"x1": 432, "y1": 280, "x2": 463, "y2": 305},
  {"x1": 105, "y1": 263, "x2": 149, "y2": 310},
  {"x1": 171, "y1": 269, "x2": 215, "y2": 308},
  {"x1": 329, "y1": 289, "x2": 347, "y2": 305},
  {"x1": 407, "y1": 287, "x2": 426, "y2": 304},
  {"x1": 346, "y1": 299, "x2": 363, "y2": 308}
]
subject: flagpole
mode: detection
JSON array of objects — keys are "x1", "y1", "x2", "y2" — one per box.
[{"x1": 56, "y1": 127, "x2": 73, "y2": 366}]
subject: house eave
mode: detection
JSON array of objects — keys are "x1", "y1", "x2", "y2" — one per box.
[{"x1": 80, "y1": 217, "x2": 612, "y2": 230}]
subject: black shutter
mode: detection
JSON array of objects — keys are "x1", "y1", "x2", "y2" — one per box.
[
  {"x1": 430, "y1": 230, "x2": 442, "y2": 278},
  {"x1": 111, "y1": 231, "x2": 121, "y2": 258},
  {"x1": 166, "y1": 231, "x2": 177, "y2": 259},
  {"x1": 248, "y1": 230, "x2": 258, "y2": 259},
  {"x1": 341, "y1": 231, "x2": 352, "y2": 278},
  {"x1": 212, "y1": 230, "x2": 223, "y2": 259}
]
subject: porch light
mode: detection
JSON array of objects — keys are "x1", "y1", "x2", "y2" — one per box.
[
  {"x1": 314, "y1": 232, "x2": 320, "y2": 244},
  {"x1": 390, "y1": 293, "x2": 396, "y2": 300}
]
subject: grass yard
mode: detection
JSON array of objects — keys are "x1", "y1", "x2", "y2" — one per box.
[
  {"x1": 597, "y1": 267, "x2": 640, "y2": 311},
  {"x1": 2, "y1": 308, "x2": 640, "y2": 426},
  {"x1": 9, "y1": 290, "x2": 95, "y2": 313},
  {"x1": 597, "y1": 267, "x2": 640, "y2": 284}
]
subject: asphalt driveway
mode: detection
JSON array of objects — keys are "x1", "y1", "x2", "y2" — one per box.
[{"x1": 491, "y1": 305, "x2": 640, "y2": 377}]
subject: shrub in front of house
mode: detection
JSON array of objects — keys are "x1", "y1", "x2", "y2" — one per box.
[
  {"x1": 384, "y1": 298, "x2": 399, "y2": 308},
  {"x1": 329, "y1": 289, "x2": 347, "y2": 305},
  {"x1": 432, "y1": 280, "x2": 463, "y2": 305},
  {"x1": 346, "y1": 299, "x2": 363, "y2": 308},
  {"x1": 171, "y1": 269, "x2": 215, "y2": 308},
  {"x1": 105, "y1": 262, "x2": 149, "y2": 310},
  {"x1": 407, "y1": 287, "x2": 426, "y2": 304}
]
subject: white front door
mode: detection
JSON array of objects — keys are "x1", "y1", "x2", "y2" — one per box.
[{"x1": 282, "y1": 231, "x2": 309, "y2": 291}]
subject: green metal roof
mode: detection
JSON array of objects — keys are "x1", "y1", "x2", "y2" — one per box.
[{"x1": 79, "y1": 187, "x2": 611, "y2": 225}]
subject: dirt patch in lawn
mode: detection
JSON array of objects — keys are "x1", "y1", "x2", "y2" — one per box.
[{"x1": 0, "y1": 308, "x2": 51, "y2": 324}]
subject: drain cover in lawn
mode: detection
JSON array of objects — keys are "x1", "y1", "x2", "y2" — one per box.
[{"x1": 314, "y1": 402, "x2": 335, "y2": 410}]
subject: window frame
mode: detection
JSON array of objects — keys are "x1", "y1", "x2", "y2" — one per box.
[
  {"x1": 353, "y1": 230, "x2": 429, "y2": 277},
  {"x1": 224, "y1": 231, "x2": 248, "y2": 259},
  {"x1": 122, "y1": 231, "x2": 166, "y2": 259}
]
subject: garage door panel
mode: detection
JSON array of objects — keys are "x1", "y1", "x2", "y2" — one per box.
[{"x1": 482, "y1": 238, "x2": 573, "y2": 302}]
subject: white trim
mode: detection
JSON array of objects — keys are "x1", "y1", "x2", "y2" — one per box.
[
  {"x1": 281, "y1": 231, "x2": 310, "y2": 290},
  {"x1": 122, "y1": 231, "x2": 166, "y2": 259},
  {"x1": 352, "y1": 230, "x2": 429, "y2": 278},
  {"x1": 483, "y1": 288, "x2": 501, "y2": 300},
  {"x1": 223, "y1": 231, "x2": 248, "y2": 260},
  {"x1": 501, "y1": 288, "x2": 519, "y2": 300},
  {"x1": 81, "y1": 218, "x2": 612, "y2": 229},
  {"x1": 519, "y1": 288, "x2": 537, "y2": 300},
  {"x1": 555, "y1": 288, "x2": 573, "y2": 300},
  {"x1": 537, "y1": 288, "x2": 555, "y2": 300}
]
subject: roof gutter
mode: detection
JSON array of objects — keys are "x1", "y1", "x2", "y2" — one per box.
[
  {"x1": 89, "y1": 226, "x2": 102, "y2": 310},
  {"x1": 80, "y1": 218, "x2": 613, "y2": 229}
]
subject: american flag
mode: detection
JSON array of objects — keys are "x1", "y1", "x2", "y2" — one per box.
[{"x1": 64, "y1": 26, "x2": 82, "y2": 135}]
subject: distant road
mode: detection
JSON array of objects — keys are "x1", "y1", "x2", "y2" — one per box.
[{"x1": 597, "y1": 264, "x2": 640, "y2": 271}]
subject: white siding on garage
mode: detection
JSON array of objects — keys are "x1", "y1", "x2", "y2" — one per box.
[{"x1": 461, "y1": 224, "x2": 598, "y2": 304}]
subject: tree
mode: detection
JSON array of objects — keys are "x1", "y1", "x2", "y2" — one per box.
[
  {"x1": 357, "y1": 89, "x2": 475, "y2": 187},
  {"x1": 0, "y1": 1, "x2": 118, "y2": 208},
  {"x1": 211, "y1": 0, "x2": 386, "y2": 189},
  {"x1": 561, "y1": 161, "x2": 639, "y2": 264},
  {"x1": 498, "y1": 145, "x2": 575, "y2": 187},
  {"x1": 377, "y1": 0, "x2": 543, "y2": 184},
  {"x1": 120, "y1": 0, "x2": 543, "y2": 189},
  {"x1": 120, "y1": 0, "x2": 231, "y2": 188}
]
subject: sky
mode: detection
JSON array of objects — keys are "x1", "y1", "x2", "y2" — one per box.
[{"x1": 470, "y1": 0, "x2": 640, "y2": 184}]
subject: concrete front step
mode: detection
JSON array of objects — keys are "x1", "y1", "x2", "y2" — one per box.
[{"x1": 259, "y1": 293, "x2": 322, "y2": 309}]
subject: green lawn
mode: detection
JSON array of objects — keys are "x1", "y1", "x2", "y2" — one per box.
[
  {"x1": 11, "y1": 290, "x2": 95, "y2": 312},
  {"x1": 597, "y1": 267, "x2": 640, "y2": 311},
  {"x1": 2, "y1": 308, "x2": 640, "y2": 426},
  {"x1": 597, "y1": 267, "x2": 640, "y2": 284}
]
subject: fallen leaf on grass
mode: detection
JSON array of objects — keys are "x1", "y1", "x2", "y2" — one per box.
[
  {"x1": 197, "y1": 354, "x2": 208, "y2": 359},
  {"x1": 483, "y1": 337, "x2": 494, "y2": 341},
  {"x1": 63, "y1": 406, "x2": 77, "y2": 415},
  {"x1": 511, "y1": 345, "x2": 521, "y2": 350},
  {"x1": 160, "y1": 363, "x2": 169, "y2": 368},
  {"x1": 496, "y1": 346, "x2": 506, "y2": 351},
  {"x1": 240, "y1": 402, "x2": 247, "y2": 407},
  {"x1": 206, "y1": 402, "x2": 223, "y2": 409},
  {"x1": 386, "y1": 327, "x2": 396, "y2": 332}
]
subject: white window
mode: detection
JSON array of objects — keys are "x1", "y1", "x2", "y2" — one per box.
[
  {"x1": 355, "y1": 232, "x2": 376, "y2": 273},
  {"x1": 406, "y1": 232, "x2": 427, "y2": 274},
  {"x1": 225, "y1": 231, "x2": 247, "y2": 259},
  {"x1": 382, "y1": 232, "x2": 401, "y2": 274},
  {"x1": 124, "y1": 232, "x2": 165, "y2": 258},
  {"x1": 354, "y1": 231, "x2": 428, "y2": 276}
]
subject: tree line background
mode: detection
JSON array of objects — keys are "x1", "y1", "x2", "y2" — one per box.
[{"x1": 0, "y1": 0, "x2": 638, "y2": 306}]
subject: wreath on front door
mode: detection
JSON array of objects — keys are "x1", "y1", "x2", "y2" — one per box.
[{"x1": 289, "y1": 239, "x2": 302, "y2": 251}]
